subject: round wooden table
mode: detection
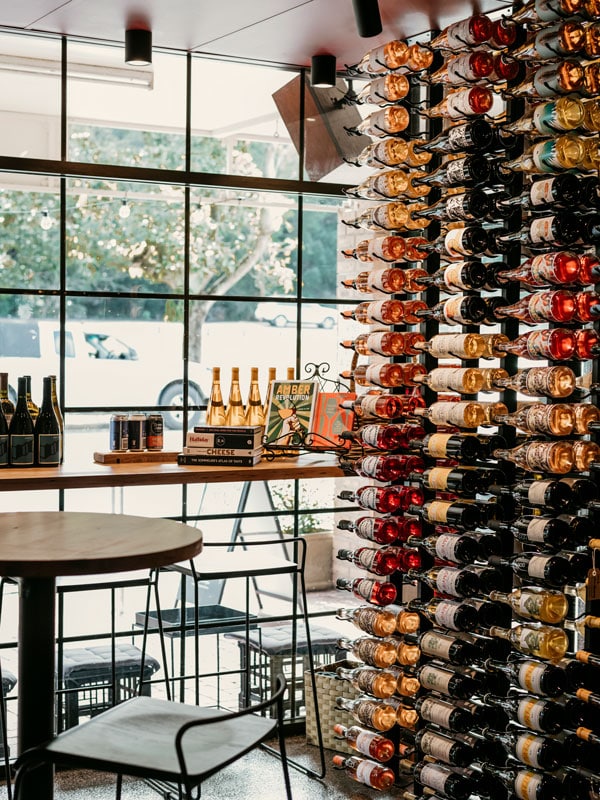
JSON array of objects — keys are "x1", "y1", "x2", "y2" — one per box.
[{"x1": 0, "y1": 511, "x2": 203, "y2": 800}]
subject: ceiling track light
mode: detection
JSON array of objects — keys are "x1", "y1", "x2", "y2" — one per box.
[
  {"x1": 352, "y1": 0, "x2": 383, "y2": 37},
  {"x1": 310, "y1": 54, "x2": 337, "y2": 88},
  {"x1": 125, "y1": 28, "x2": 152, "y2": 66}
]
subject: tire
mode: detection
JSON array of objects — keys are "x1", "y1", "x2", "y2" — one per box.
[
  {"x1": 320, "y1": 316, "x2": 335, "y2": 330},
  {"x1": 272, "y1": 314, "x2": 288, "y2": 328},
  {"x1": 159, "y1": 382, "x2": 204, "y2": 430}
]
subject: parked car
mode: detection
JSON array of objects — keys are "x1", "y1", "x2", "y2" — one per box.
[
  {"x1": 0, "y1": 319, "x2": 209, "y2": 428},
  {"x1": 254, "y1": 301, "x2": 336, "y2": 329}
]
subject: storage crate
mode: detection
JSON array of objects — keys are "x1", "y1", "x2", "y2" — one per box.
[
  {"x1": 304, "y1": 659, "x2": 359, "y2": 755},
  {"x1": 225, "y1": 623, "x2": 339, "y2": 721},
  {"x1": 135, "y1": 604, "x2": 258, "y2": 638}
]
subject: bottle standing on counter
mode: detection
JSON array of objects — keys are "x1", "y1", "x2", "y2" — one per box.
[
  {"x1": 8, "y1": 376, "x2": 34, "y2": 467},
  {"x1": 24, "y1": 375, "x2": 39, "y2": 422},
  {"x1": 49, "y1": 375, "x2": 64, "y2": 464},
  {"x1": 224, "y1": 366, "x2": 245, "y2": 426},
  {"x1": 245, "y1": 367, "x2": 265, "y2": 426},
  {"x1": 34, "y1": 376, "x2": 60, "y2": 467},
  {"x1": 0, "y1": 402, "x2": 7, "y2": 467},
  {"x1": 0, "y1": 373, "x2": 15, "y2": 428},
  {"x1": 206, "y1": 367, "x2": 226, "y2": 426}
]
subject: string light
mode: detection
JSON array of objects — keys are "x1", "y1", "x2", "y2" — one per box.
[
  {"x1": 118, "y1": 199, "x2": 131, "y2": 219},
  {"x1": 40, "y1": 210, "x2": 53, "y2": 230}
]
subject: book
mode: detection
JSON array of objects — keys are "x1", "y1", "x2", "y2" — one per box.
[
  {"x1": 192, "y1": 425, "x2": 263, "y2": 435},
  {"x1": 309, "y1": 391, "x2": 356, "y2": 449},
  {"x1": 186, "y1": 429, "x2": 263, "y2": 450},
  {"x1": 264, "y1": 380, "x2": 318, "y2": 448},
  {"x1": 177, "y1": 453, "x2": 262, "y2": 467},
  {"x1": 182, "y1": 445, "x2": 263, "y2": 458}
]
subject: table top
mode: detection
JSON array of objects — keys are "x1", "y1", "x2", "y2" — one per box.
[
  {"x1": 0, "y1": 511, "x2": 203, "y2": 577},
  {"x1": 0, "y1": 453, "x2": 344, "y2": 492}
]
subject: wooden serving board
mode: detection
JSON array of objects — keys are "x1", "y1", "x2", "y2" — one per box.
[{"x1": 93, "y1": 451, "x2": 180, "y2": 464}]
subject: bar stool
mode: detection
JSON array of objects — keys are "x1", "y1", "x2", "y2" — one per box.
[{"x1": 145, "y1": 536, "x2": 327, "y2": 780}]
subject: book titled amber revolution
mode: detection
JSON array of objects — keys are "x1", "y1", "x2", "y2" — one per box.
[{"x1": 264, "y1": 380, "x2": 318, "y2": 448}]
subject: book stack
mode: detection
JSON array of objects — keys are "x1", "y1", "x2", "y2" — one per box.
[{"x1": 177, "y1": 425, "x2": 264, "y2": 467}]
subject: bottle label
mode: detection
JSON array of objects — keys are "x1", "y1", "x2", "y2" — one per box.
[
  {"x1": 533, "y1": 103, "x2": 572, "y2": 135},
  {"x1": 444, "y1": 262, "x2": 471, "y2": 289},
  {"x1": 354, "y1": 699, "x2": 381, "y2": 729},
  {"x1": 421, "y1": 630, "x2": 454, "y2": 660},
  {"x1": 427, "y1": 467, "x2": 453, "y2": 490},
  {"x1": 524, "y1": 441, "x2": 554, "y2": 472},
  {"x1": 429, "y1": 334, "x2": 468, "y2": 359},
  {"x1": 9, "y1": 434, "x2": 34, "y2": 465},
  {"x1": 37, "y1": 433, "x2": 60, "y2": 466},
  {"x1": 436, "y1": 567, "x2": 462, "y2": 597},
  {"x1": 447, "y1": 54, "x2": 477, "y2": 84},
  {"x1": 435, "y1": 533, "x2": 461, "y2": 562},
  {"x1": 525, "y1": 330, "x2": 555, "y2": 360},
  {"x1": 517, "y1": 661, "x2": 546, "y2": 694},
  {"x1": 420, "y1": 664, "x2": 453, "y2": 694},
  {"x1": 515, "y1": 734, "x2": 544, "y2": 769},
  {"x1": 434, "y1": 600, "x2": 461, "y2": 630},
  {"x1": 355, "y1": 638, "x2": 384, "y2": 664},
  {"x1": 534, "y1": 25, "x2": 563, "y2": 59},
  {"x1": 527, "y1": 480, "x2": 552, "y2": 506},
  {"x1": 360, "y1": 423, "x2": 385, "y2": 447},
  {"x1": 445, "y1": 19, "x2": 478, "y2": 48},
  {"x1": 443, "y1": 228, "x2": 468, "y2": 259},
  {"x1": 354, "y1": 579, "x2": 378, "y2": 603},
  {"x1": 445, "y1": 196, "x2": 471, "y2": 223},
  {"x1": 428, "y1": 402, "x2": 469, "y2": 427},
  {"x1": 526, "y1": 517, "x2": 550, "y2": 543},
  {"x1": 419, "y1": 696, "x2": 454, "y2": 728},
  {"x1": 364, "y1": 45, "x2": 392, "y2": 75},
  {"x1": 355, "y1": 517, "x2": 378, "y2": 540},
  {"x1": 514, "y1": 770, "x2": 543, "y2": 800},
  {"x1": 356, "y1": 487, "x2": 379, "y2": 511},
  {"x1": 0, "y1": 434, "x2": 7, "y2": 466},
  {"x1": 529, "y1": 176, "x2": 557, "y2": 206},
  {"x1": 529, "y1": 252, "x2": 561, "y2": 284},
  {"x1": 446, "y1": 158, "x2": 470, "y2": 185},
  {"x1": 368, "y1": 238, "x2": 394, "y2": 261},
  {"x1": 358, "y1": 455, "x2": 384, "y2": 479},
  {"x1": 358, "y1": 395, "x2": 386, "y2": 418},
  {"x1": 355, "y1": 730, "x2": 378, "y2": 757},
  {"x1": 517, "y1": 698, "x2": 545, "y2": 731},
  {"x1": 533, "y1": 66, "x2": 560, "y2": 98},
  {"x1": 367, "y1": 269, "x2": 391, "y2": 292},
  {"x1": 529, "y1": 217, "x2": 557, "y2": 245},
  {"x1": 365, "y1": 332, "x2": 391, "y2": 355},
  {"x1": 532, "y1": 141, "x2": 562, "y2": 173},
  {"x1": 428, "y1": 367, "x2": 469, "y2": 392},
  {"x1": 420, "y1": 730, "x2": 455, "y2": 763},
  {"x1": 356, "y1": 670, "x2": 380, "y2": 695},
  {"x1": 443, "y1": 296, "x2": 469, "y2": 325},
  {"x1": 355, "y1": 549, "x2": 379, "y2": 572},
  {"x1": 524, "y1": 369, "x2": 558, "y2": 396},
  {"x1": 446, "y1": 123, "x2": 473, "y2": 151},
  {"x1": 527, "y1": 554, "x2": 551, "y2": 579},
  {"x1": 427, "y1": 500, "x2": 451, "y2": 524},
  {"x1": 426, "y1": 433, "x2": 453, "y2": 457},
  {"x1": 517, "y1": 591, "x2": 547, "y2": 621},
  {"x1": 353, "y1": 606, "x2": 384, "y2": 636},
  {"x1": 419, "y1": 763, "x2": 450, "y2": 793},
  {"x1": 364, "y1": 300, "x2": 388, "y2": 323},
  {"x1": 519, "y1": 626, "x2": 543, "y2": 655},
  {"x1": 355, "y1": 758, "x2": 378, "y2": 787}
]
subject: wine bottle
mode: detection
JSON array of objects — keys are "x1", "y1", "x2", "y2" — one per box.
[
  {"x1": 411, "y1": 154, "x2": 490, "y2": 189},
  {"x1": 342, "y1": 201, "x2": 426, "y2": 233},
  {"x1": 346, "y1": 168, "x2": 429, "y2": 201},
  {"x1": 506, "y1": 59, "x2": 585, "y2": 99},
  {"x1": 340, "y1": 298, "x2": 407, "y2": 325},
  {"x1": 408, "y1": 532, "x2": 480, "y2": 566},
  {"x1": 337, "y1": 603, "x2": 421, "y2": 637},
  {"x1": 332, "y1": 753, "x2": 396, "y2": 789},
  {"x1": 493, "y1": 439, "x2": 575, "y2": 475},
  {"x1": 355, "y1": 73, "x2": 410, "y2": 105},
  {"x1": 480, "y1": 762, "x2": 564, "y2": 800},
  {"x1": 484, "y1": 726, "x2": 565, "y2": 771},
  {"x1": 501, "y1": 136, "x2": 586, "y2": 176},
  {"x1": 414, "y1": 660, "x2": 479, "y2": 700},
  {"x1": 408, "y1": 597, "x2": 478, "y2": 632},
  {"x1": 492, "y1": 478, "x2": 573, "y2": 511},
  {"x1": 343, "y1": 453, "x2": 425, "y2": 482},
  {"x1": 413, "y1": 401, "x2": 487, "y2": 429},
  {"x1": 496, "y1": 250, "x2": 580, "y2": 287},
  {"x1": 492, "y1": 403, "x2": 575, "y2": 436},
  {"x1": 8, "y1": 376, "x2": 34, "y2": 467},
  {"x1": 401, "y1": 759, "x2": 473, "y2": 800},
  {"x1": 340, "y1": 392, "x2": 426, "y2": 421},
  {"x1": 48, "y1": 375, "x2": 64, "y2": 465},
  {"x1": 561, "y1": 476, "x2": 599, "y2": 504},
  {"x1": 341, "y1": 235, "x2": 408, "y2": 263},
  {"x1": 0, "y1": 373, "x2": 14, "y2": 428},
  {"x1": 336, "y1": 545, "x2": 402, "y2": 576},
  {"x1": 485, "y1": 657, "x2": 566, "y2": 698},
  {"x1": 332, "y1": 724, "x2": 395, "y2": 762},
  {"x1": 413, "y1": 727, "x2": 476, "y2": 767},
  {"x1": 413, "y1": 367, "x2": 485, "y2": 395},
  {"x1": 408, "y1": 498, "x2": 482, "y2": 531},
  {"x1": 512, "y1": 20, "x2": 586, "y2": 62},
  {"x1": 350, "y1": 138, "x2": 433, "y2": 169},
  {"x1": 336, "y1": 665, "x2": 399, "y2": 699},
  {"x1": 495, "y1": 327, "x2": 577, "y2": 361},
  {"x1": 513, "y1": 0, "x2": 585, "y2": 25},
  {"x1": 205, "y1": 367, "x2": 227, "y2": 426},
  {"x1": 244, "y1": 367, "x2": 265, "y2": 426},
  {"x1": 413, "y1": 333, "x2": 487, "y2": 361},
  {"x1": 337, "y1": 516, "x2": 411, "y2": 546},
  {"x1": 34, "y1": 375, "x2": 60, "y2": 467},
  {"x1": 341, "y1": 266, "x2": 406, "y2": 293},
  {"x1": 427, "y1": 50, "x2": 494, "y2": 86},
  {"x1": 488, "y1": 587, "x2": 568, "y2": 625},
  {"x1": 410, "y1": 431, "x2": 484, "y2": 463},
  {"x1": 335, "y1": 577, "x2": 397, "y2": 606},
  {"x1": 338, "y1": 484, "x2": 425, "y2": 514},
  {"x1": 341, "y1": 362, "x2": 426, "y2": 389},
  {"x1": 411, "y1": 260, "x2": 488, "y2": 292},
  {"x1": 494, "y1": 289, "x2": 577, "y2": 326},
  {"x1": 336, "y1": 635, "x2": 399, "y2": 668},
  {"x1": 413, "y1": 294, "x2": 487, "y2": 325},
  {"x1": 351, "y1": 39, "x2": 411, "y2": 74},
  {"x1": 488, "y1": 552, "x2": 572, "y2": 588},
  {"x1": 341, "y1": 330, "x2": 425, "y2": 357},
  {"x1": 334, "y1": 695, "x2": 399, "y2": 733},
  {"x1": 422, "y1": 86, "x2": 493, "y2": 119},
  {"x1": 410, "y1": 465, "x2": 491, "y2": 496},
  {"x1": 345, "y1": 422, "x2": 426, "y2": 451},
  {"x1": 0, "y1": 403, "x2": 7, "y2": 467},
  {"x1": 482, "y1": 693, "x2": 565, "y2": 734},
  {"x1": 502, "y1": 96, "x2": 586, "y2": 137},
  {"x1": 405, "y1": 564, "x2": 480, "y2": 598},
  {"x1": 428, "y1": 14, "x2": 492, "y2": 51},
  {"x1": 419, "y1": 226, "x2": 489, "y2": 259},
  {"x1": 224, "y1": 366, "x2": 245, "y2": 426},
  {"x1": 24, "y1": 376, "x2": 38, "y2": 422},
  {"x1": 348, "y1": 106, "x2": 410, "y2": 138}
]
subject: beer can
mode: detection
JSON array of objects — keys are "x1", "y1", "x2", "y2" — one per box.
[
  {"x1": 128, "y1": 414, "x2": 146, "y2": 451},
  {"x1": 146, "y1": 414, "x2": 164, "y2": 451},
  {"x1": 109, "y1": 414, "x2": 129, "y2": 452}
]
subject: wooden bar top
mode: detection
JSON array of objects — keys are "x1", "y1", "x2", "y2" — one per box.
[{"x1": 0, "y1": 453, "x2": 344, "y2": 492}]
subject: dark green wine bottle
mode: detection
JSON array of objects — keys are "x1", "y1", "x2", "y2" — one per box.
[
  {"x1": 34, "y1": 376, "x2": 61, "y2": 467},
  {"x1": 0, "y1": 401, "x2": 8, "y2": 467},
  {"x1": 8, "y1": 376, "x2": 34, "y2": 467}
]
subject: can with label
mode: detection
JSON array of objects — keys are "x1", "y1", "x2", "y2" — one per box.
[
  {"x1": 109, "y1": 414, "x2": 129, "y2": 451},
  {"x1": 146, "y1": 414, "x2": 164, "y2": 451},
  {"x1": 128, "y1": 414, "x2": 146, "y2": 451}
]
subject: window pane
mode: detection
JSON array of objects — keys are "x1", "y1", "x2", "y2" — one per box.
[
  {"x1": 301, "y1": 194, "x2": 342, "y2": 301},
  {"x1": 191, "y1": 58, "x2": 298, "y2": 180}
]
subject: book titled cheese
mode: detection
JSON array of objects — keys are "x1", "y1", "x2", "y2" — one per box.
[{"x1": 264, "y1": 380, "x2": 318, "y2": 448}]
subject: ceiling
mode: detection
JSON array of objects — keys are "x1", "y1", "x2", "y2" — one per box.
[{"x1": 0, "y1": 0, "x2": 510, "y2": 72}]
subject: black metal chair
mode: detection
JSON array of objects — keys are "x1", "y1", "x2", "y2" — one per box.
[{"x1": 13, "y1": 674, "x2": 292, "y2": 800}]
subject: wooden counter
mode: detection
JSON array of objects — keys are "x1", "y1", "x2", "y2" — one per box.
[{"x1": 0, "y1": 453, "x2": 344, "y2": 492}]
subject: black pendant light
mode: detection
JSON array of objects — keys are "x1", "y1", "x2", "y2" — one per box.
[
  {"x1": 352, "y1": 0, "x2": 382, "y2": 37},
  {"x1": 310, "y1": 54, "x2": 337, "y2": 88},
  {"x1": 125, "y1": 28, "x2": 152, "y2": 66}
]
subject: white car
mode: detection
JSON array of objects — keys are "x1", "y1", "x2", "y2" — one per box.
[{"x1": 254, "y1": 301, "x2": 336, "y2": 329}]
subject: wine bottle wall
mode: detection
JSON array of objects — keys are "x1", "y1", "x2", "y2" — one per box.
[{"x1": 334, "y1": 8, "x2": 600, "y2": 797}]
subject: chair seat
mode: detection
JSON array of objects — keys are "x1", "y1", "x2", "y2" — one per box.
[
  {"x1": 172, "y1": 549, "x2": 297, "y2": 580},
  {"x1": 41, "y1": 695, "x2": 277, "y2": 784}
]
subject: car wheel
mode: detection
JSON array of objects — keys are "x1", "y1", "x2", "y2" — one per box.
[
  {"x1": 320, "y1": 316, "x2": 335, "y2": 330},
  {"x1": 272, "y1": 314, "x2": 288, "y2": 328},
  {"x1": 159, "y1": 382, "x2": 204, "y2": 430}
]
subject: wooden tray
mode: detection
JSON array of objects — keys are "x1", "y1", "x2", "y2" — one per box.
[{"x1": 93, "y1": 451, "x2": 180, "y2": 464}]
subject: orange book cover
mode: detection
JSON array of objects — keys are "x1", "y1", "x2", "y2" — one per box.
[{"x1": 309, "y1": 391, "x2": 356, "y2": 449}]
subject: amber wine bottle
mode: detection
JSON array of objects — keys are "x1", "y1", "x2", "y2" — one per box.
[{"x1": 334, "y1": 696, "x2": 397, "y2": 732}]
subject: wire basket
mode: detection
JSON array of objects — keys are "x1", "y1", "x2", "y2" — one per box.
[{"x1": 304, "y1": 659, "x2": 359, "y2": 754}]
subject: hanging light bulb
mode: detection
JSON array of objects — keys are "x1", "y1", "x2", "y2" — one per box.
[
  {"x1": 40, "y1": 210, "x2": 52, "y2": 231},
  {"x1": 119, "y1": 199, "x2": 131, "y2": 219}
]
